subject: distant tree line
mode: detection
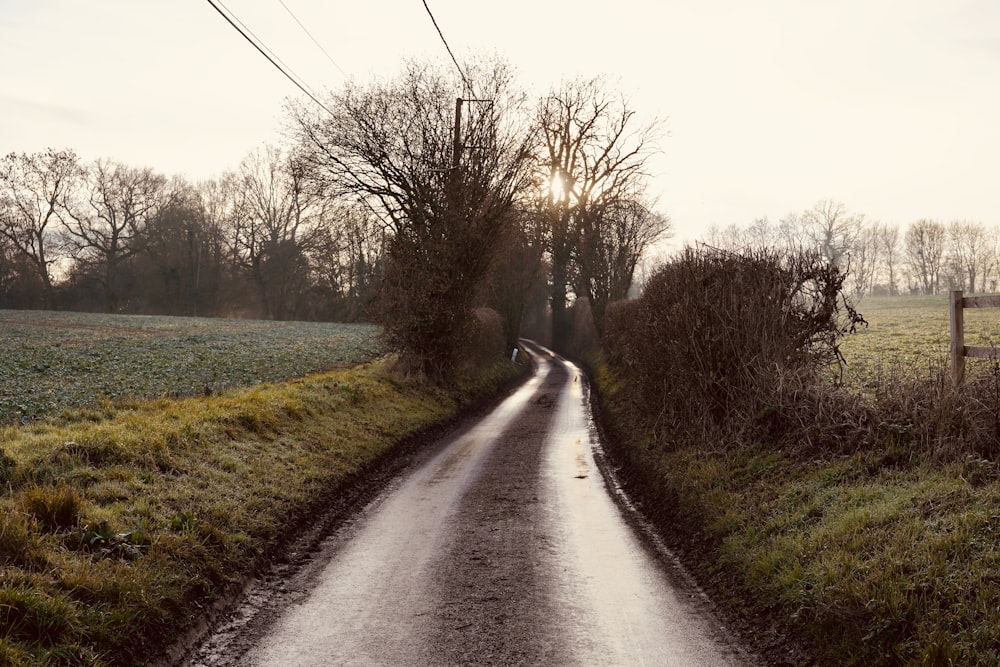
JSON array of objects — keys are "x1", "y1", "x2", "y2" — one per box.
[
  {"x1": 2, "y1": 58, "x2": 672, "y2": 378},
  {"x1": 0, "y1": 146, "x2": 384, "y2": 320},
  {"x1": 705, "y1": 200, "x2": 999, "y2": 297}
]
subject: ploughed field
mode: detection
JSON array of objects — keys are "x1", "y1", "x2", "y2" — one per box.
[
  {"x1": 0, "y1": 310, "x2": 384, "y2": 424},
  {"x1": 840, "y1": 295, "x2": 1000, "y2": 390}
]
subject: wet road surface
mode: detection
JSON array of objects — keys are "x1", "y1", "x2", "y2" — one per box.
[{"x1": 188, "y1": 344, "x2": 754, "y2": 666}]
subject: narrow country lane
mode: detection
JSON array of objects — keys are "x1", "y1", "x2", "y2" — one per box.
[{"x1": 188, "y1": 344, "x2": 755, "y2": 666}]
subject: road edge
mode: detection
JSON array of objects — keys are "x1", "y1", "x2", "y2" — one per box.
[{"x1": 163, "y1": 358, "x2": 534, "y2": 666}]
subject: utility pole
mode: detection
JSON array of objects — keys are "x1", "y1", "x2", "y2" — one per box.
[
  {"x1": 452, "y1": 97, "x2": 463, "y2": 171},
  {"x1": 451, "y1": 96, "x2": 492, "y2": 174}
]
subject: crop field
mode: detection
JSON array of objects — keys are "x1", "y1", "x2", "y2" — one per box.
[
  {"x1": 840, "y1": 295, "x2": 1000, "y2": 390},
  {"x1": 0, "y1": 310, "x2": 384, "y2": 424}
]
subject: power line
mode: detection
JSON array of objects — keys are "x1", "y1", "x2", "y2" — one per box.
[
  {"x1": 215, "y1": 0, "x2": 319, "y2": 98},
  {"x1": 279, "y1": 0, "x2": 350, "y2": 81},
  {"x1": 420, "y1": 0, "x2": 474, "y2": 95},
  {"x1": 204, "y1": 0, "x2": 335, "y2": 117}
]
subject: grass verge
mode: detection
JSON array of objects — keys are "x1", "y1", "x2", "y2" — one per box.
[
  {"x1": 0, "y1": 355, "x2": 527, "y2": 666},
  {"x1": 591, "y1": 360, "x2": 1000, "y2": 666}
]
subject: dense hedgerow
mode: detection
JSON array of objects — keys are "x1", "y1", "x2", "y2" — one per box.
[
  {"x1": 603, "y1": 245, "x2": 1000, "y2": 462},
  {"x1": 603, "y1": 246, "x2": 865, "y2": 449},
  {"x1": 459, "y1": 307, "x2": 508, "y2": 371}
]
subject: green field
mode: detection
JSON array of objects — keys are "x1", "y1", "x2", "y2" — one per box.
[
  {"x1": 0, "y1": 311, "x2": 384, "y2": 424},
  {"x1": 840, "y1": 295, "x2": 1000, "y2": 390}
]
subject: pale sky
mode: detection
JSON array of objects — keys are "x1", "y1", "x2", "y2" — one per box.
[{"x1": 3, "y1": 0, "x2": 999, "y2": 244}]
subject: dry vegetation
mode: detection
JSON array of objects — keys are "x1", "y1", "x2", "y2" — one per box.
[{"x1": 597, "y1": 248, "x2": 1000, "y2": 666}]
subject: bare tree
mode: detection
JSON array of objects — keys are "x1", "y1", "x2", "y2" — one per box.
[
  {"x1": 947, "y1": 219, "x2": 992, "y2": 293},
  {"x1": 132, "y1": 180, "x2": 227, "y2": 317},
  {"x1": 904, "y1": 218, "x2": 947, "y2": 294},
  {"x1": 308, "y1": 202, "x2": 387, "y2": 321},
  {"x1": 987, "y1": 226, "x2": 1000, "y2": 293},
  {"x1": 801, "y1": 199, "x2": 864, "y2": 267},
  {"x1": 0, "y1": 225, "x2": 25, "y2": 307},
  {"x1": 481, "y1": 205, "x2": 546, "y2": 350},
  {"x1": 704, "y1": 224, "x2": 737, "y2": 249},
  {"x1": 575, "y1": 192, "x2": 671, "y2": 333},
  {"x1": 290, "y1": 58, "x2": 533, "y2": 375},
  {"x1": 743, "y1": 217, "x2": 776, "y2": 249},
  {"x1": 228, "y1": 145, "x2": 327, "y2": 320},
  {"x1": 0, "y1": 149, "x2": 78, "y2": 307},
  {"x1": 878, "y1": 223, "x2": 901, "y2": 295},
  {"x1": 535, "y1": 77, "x2": 659, "y2": 347},
  {"x1": 704, "y1": 219, "x2": 769, "y2": 251},
  {"x1": 62, "y1": 159, "x2": 173, "y2": 312},
  {"x1": 197, "y1": 173, "x2": 254, "y2": 314},
  {"x1": 0, "y1": 235, "x2": 11, "y2": 296},
  {"x1": 847, "y1": 222, "x2": 880, "y2": 298},
  {"x1": 776, "y1": 212, "x2": 810, "y2": 252}
]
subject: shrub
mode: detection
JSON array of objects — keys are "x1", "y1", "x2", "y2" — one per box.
[
  {"x1": 873, "y1": 363, "x2": 1000, "y2": 463},
  {"x1": 604, "y1": 246, "x2": 864, "y2": 446},
  {"x1": 597, "y1": 247, "x2": 1000, "y2": 666},
  {"x1": 377, "y1": 238, "x2": 479, "y2": 379},
  {"x1": 565, "y1": 297, "x2": 600, "y2": 360},
  {"x1": 602, "y1": 298, "x2": 640, "y2": 370},
  {"x1": 457, "y1": 307, "x2": 507, "y2": 371}
]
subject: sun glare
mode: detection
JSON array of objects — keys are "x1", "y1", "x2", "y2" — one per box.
[{"x1": 548, "y1": 172, "x2": 568, "y2": 202}]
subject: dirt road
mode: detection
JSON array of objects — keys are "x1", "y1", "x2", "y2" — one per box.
[{"x1": 186, "y1": 344, "x2": 755, "y2": 666}]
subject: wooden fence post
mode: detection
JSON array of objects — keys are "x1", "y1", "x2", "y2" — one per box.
[{"x1": 950, "y1": 290, "x2": 965, "y2": 385}]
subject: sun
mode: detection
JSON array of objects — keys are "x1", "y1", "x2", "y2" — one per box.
[{"x1": 547, "y1": 170, "x2": 569, "y2": 203}]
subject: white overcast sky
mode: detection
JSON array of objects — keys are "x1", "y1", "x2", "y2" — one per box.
[{"x1": 2, "y1": 0, "x2": 999, "y2": 244}]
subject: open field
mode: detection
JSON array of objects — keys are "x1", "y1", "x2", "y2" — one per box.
[
  {"x1": 0, "y1": 311, "x2": 384, "y2": 424},
  {"x1": 841, "y1": 295, "x2": 1000, "y2": 390}
]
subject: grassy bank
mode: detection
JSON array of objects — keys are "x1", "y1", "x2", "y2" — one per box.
[
  {"x1": 0, "y1": 356, "x2": 525, "y2": 665},
  {"x1": 593, "y1": 251, "x2": 1000, "y2": 666},
  {"x1": 593, "y1": 360, "x2": 1000, "y2": 666}
]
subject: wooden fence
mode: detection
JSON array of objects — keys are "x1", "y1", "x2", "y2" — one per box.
[{"x1": 949, "y1": 290, "x2": 1000, "y2": 384}]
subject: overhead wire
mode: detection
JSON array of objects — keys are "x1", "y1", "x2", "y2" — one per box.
[
  {"x1": 203, "y1": 0, "x2": 335, "y2": 117},
  {"x1": 278, "y1": 0, "x2": 350, "y2": 81},
  {"x1": 213, "y1": 0, "x2": 318, "y2": 97},
  {"x1": 420, "y1": 0, "x2": 474, "y2": 96}
]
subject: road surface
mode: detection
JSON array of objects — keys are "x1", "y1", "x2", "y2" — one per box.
[{"x1": 187, "y1": 344, "x2": 754, "y2": 666}]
